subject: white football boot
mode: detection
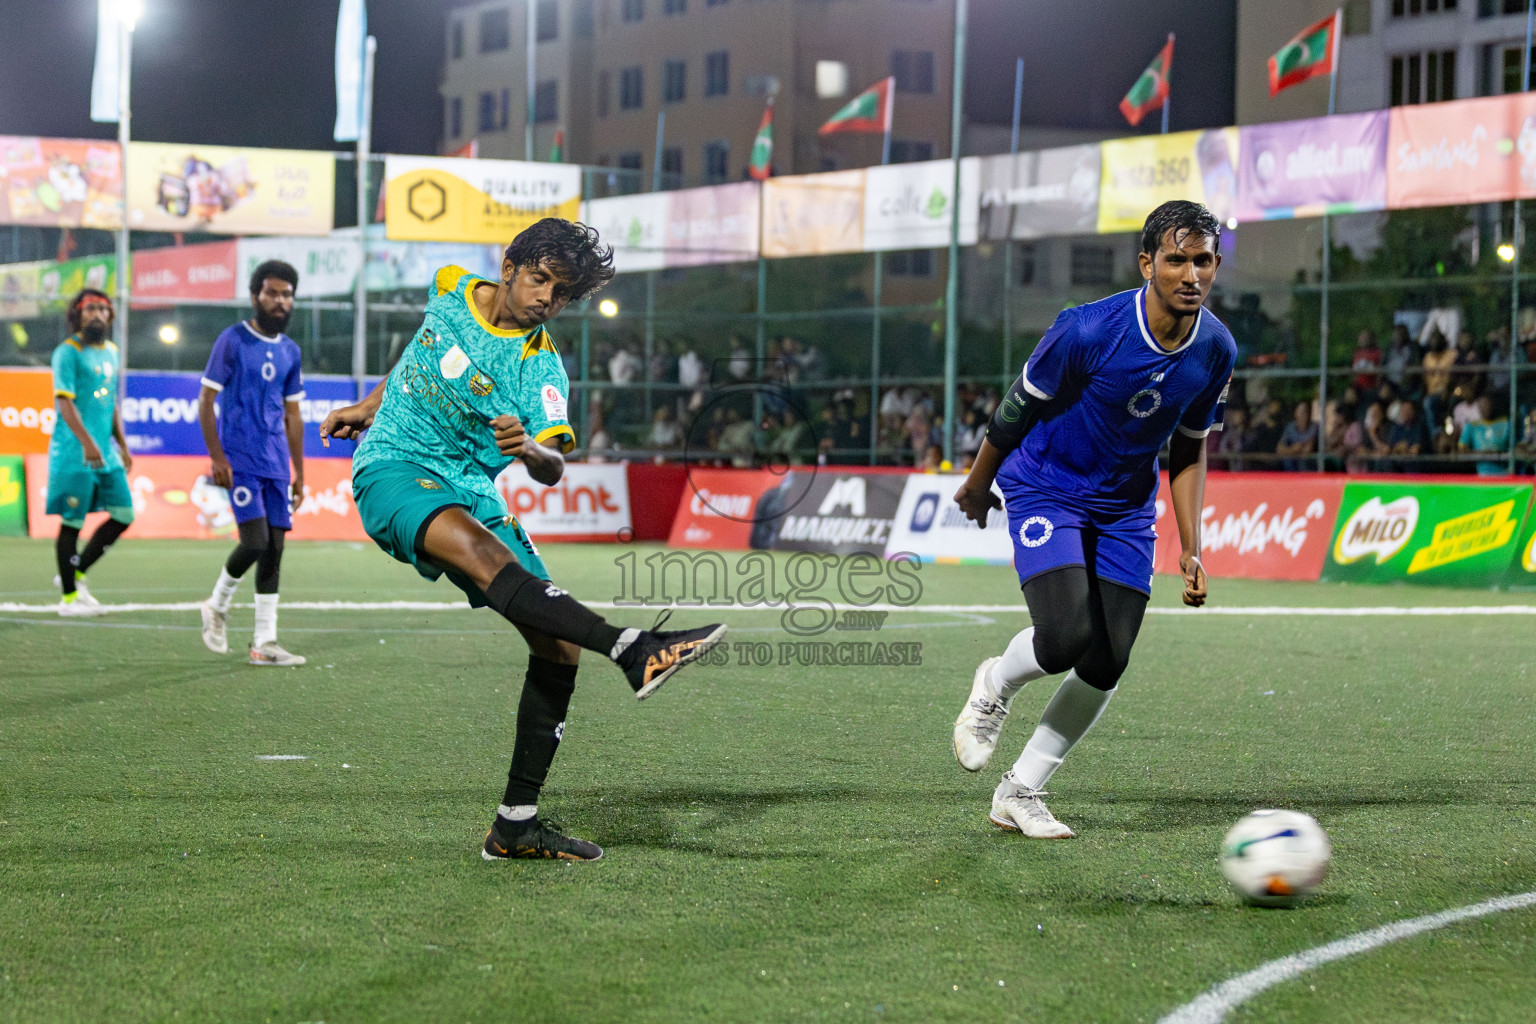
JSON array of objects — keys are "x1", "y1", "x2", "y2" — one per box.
[
  {"x1": 953, "y1": 656, "x2": 1009, "y2": 771},
  {"x1": 200, "y1": 600, "x2": 229, "y2": 654},
  {"x1": 990, "y1": 771, "x2": 1074, "y2": 839},
  {"x1": 57, "y1": 595, "x2": 106, "y2": 617},
  {"x1": 54, "y1": 574, "x2": 101, "y2": 608},
  {"x1": 249, "y1": 642, "x2": 306, "y2": 667}
]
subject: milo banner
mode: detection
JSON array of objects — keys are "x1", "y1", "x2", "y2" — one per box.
[
  {"x1": 1323, "y1": 480, "x2": 1533, "y2": 589},
  {"x1": 1506, "y1": 506, "x2": 1536, "y2": 591},
  {"x1": 0, "y1": 453, "x2": 26, "y2": 536},
  {"x1": 383, "y1": 156, "x2": 581, "y2": 244}
]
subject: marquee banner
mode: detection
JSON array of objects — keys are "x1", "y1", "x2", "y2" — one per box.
[
  {"x1": 383, "y1": 155, "x2": 581, "y2": 244},
  {"x1": 1236, "y1": 111, "x2": 1388, "y2": 221},
  {"x1": 978, "y1": 144, "x2": 1101, "y2": 240},
  {"x1": 127, "y1": 143, "x2": 334, "y2": 236},
  {"x1": 1098, "y1": 128, "x2": 1239, "y2": 234},
  {"x1": 0, "y1": 136, "x2": 122, "y2": 229}
]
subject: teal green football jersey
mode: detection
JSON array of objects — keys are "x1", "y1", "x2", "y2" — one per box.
[
  {"x1": 49, "y1": 335, "x2": 122, "y2": 472},
  {"x1": 354, "y1": 265, "x2": 575, "y2": 500}
]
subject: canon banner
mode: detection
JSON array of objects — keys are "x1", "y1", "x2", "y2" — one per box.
[
  {"x1": 1323, "y1": 480, "x2": 1533, "y2": 588},
  {"x1": 1152, "y1": 473, "x2": 1344, "y2": 581},
  {"x1": 1236, "y1": 112, "x2": 1388, "y2": 221},
  {"x1": 978, "y1": 145, "x2": 1101, "y2": 241},
  {"x1": 493, "y1": 462, "x2": 631, "y2": 542},
  {"x1": 668, "y1": 468, "x2": 791, "y2": 550},
  {"x1": 884, "y1": 473, "x2": 1011, "y2": 565}
]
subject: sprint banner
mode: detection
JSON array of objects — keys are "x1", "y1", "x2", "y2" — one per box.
[{"x1": 1322, "y1": 480, "x2": 1534, "y2": 589}]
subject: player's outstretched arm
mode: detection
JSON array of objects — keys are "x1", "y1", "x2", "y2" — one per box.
[
  {"x1": 112, "y1": 405, "x2": 133, "y2": 473},
  {"x1": 1168, "y1": 431, "x2": 1208, "y2": 607},
  {"x1": 320, "y1": 382, "x2": 386, "y2": 446}
]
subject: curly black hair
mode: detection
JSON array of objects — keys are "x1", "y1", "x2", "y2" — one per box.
[
  {"x1": 66, "y1": 289, "x2": 113, "y2": 332},
  {"x1": 249, "y1": 259, "x2": 299, "y2": 297},
  {"x1": 1139, "y1": 200, "x2": 1221, "y2": 257},
  {"x1": 503, "y1": 218, "x2": 616, "y2": 302}
]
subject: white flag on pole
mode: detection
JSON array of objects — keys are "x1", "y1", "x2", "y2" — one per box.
[
  {"x1": 90, "y1": 0, "x2": 122, "y2": 123},
  {"x1": 334, "y1": 0, "x2": 368, "y2": 142}
]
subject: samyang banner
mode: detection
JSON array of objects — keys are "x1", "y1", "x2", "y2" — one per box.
[
  {"x1": 1151, "y1": 472, "x2": 1344, "y2": 581},
  {"x1": 1236, "y1": 111, "x2": 1388, "y2": 221},
  {"x1": 383, "y1": 155, "x2": 581, "y2": 244},
  {"x1": 1386, "y1": 93, "x2": 1536, "y2": 209},
  {"x1": 1097, "y1": 128, "x2": 1239, "y2": 233},
  {"x1": 127, "y1": 142, "x2": 334, "y2": 235},
  {"x1": 1323, "y1": 480, "x2": 1533, "y2": 589},
  {"x1": 978, "y1": 144, "x2": 1101, "y2": 241},
  {"x1": 0, "y1": 136, "x2": 122, "y2": 229}
]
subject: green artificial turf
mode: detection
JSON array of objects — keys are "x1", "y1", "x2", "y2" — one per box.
[{"x1": 1, "y1": 537, "x2": 1532, "y2": 1023}]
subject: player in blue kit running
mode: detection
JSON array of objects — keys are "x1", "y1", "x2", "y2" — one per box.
[
  {"x1": 951, "y1": 200, "x2": 1236, "y2": 838},
  {"x1": 197, "y1": 260, "x2": 308, "y2": 666},
  {"x1": 48, "y1": 289, "x2": 134, "y2": 616}
]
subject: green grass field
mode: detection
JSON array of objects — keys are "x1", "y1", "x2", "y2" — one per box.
[{"x1": 2, "y1": 537, "x2": 1533, "y2": 1023}]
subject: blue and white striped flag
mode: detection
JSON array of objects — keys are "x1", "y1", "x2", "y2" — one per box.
[
  {"x1": 334, "y1": 0, "x2": 368, "y2": 142},
  {"x1": 90, "y1": 0, "x2": 124, "y2": 123}
]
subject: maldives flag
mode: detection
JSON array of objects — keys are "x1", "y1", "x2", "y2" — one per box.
[
  {"x1": 550, "y1": 129, "x2": 565, "y2": 163},
  {"x1": 1268, "y1": 11, "x2": 1340, "y2": 97},
  {"x1": 1119, "y1": 34, "x2": 1174, "y2": 127},
  {"x1": 819, "y1": 76, "x2": 894, "y2": 136},
  {"x1": 749, "y1": 100, "x2": 774, "y2": 180}
]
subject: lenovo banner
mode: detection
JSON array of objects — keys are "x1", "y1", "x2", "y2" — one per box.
[
  {"x1": 120, "y1": 372, "x2": 358, "y2": 460},
  {"x1": 1152, "y1": 473, "x2": 1345, "y2": 581},
  {"x1": 493, "y1": 462, "x2": 631, "y2": 542},
  {"x1": 884, "y1": 473, "x2": 1011, "y2": 565}
]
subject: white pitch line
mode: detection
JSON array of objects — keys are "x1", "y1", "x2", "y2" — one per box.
[
  {"x1": 1158, "y1": 891, "x2": 1536, "y2": 1024},
  {"x1": 2, "y1": 600, "x2": 1536, "y2": 616}
]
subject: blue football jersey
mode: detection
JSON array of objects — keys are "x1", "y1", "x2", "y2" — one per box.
[
  {"x1": 201, "y1": 321, "x2": 305, "y2": 480},
  {"x1": 997, "y1": 286, "x2": 1236, "y2": 517}
]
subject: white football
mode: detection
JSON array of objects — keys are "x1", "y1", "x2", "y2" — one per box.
[{"x1": 1219, "y1": 809, "x2": 1331, "y2": 907}]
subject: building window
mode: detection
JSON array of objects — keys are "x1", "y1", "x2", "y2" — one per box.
[
  {"x1": 537, "y1": 0, "x2": 558, "y2": 40},
  {"x1": 620, "y1": 66, "x2": 644, "y2": 109},
  {"x1": 1015, "y1": 243, "x2": 1037, "y2": 286},
  {"x1": 1344, "y1": 0, "x2": 1372, "y2": 34},
  {"x1": 704, "y1": 140, "x2": 729, "y2": 182},
  {"x1": 478, "y1": 91, "x2": 497, "y2": 133},
  {"x1": 618, "y1": 152, "x2": 643, "y2": 169},
  {"x1": 623, "y1": 0, "x2": 644, "y2": 22},
  {"x1": 665, "y1": 0, "x2": 686, "y2": 12},
  {"x1": 448, "y1": 96, "x2": 462, "y2": 139},
  {"x1": 887, "y1": 249, "x2": 934, "y2": 277},
  {"x1": 705, "y1": 50, "x2": 729, "y2": 96},
  {"x1": 888, "y1": 139, "x2": 934, "y2": 164},
  {"x1": 1070, "y1": 244, "x2": 1116, "y2": 287},
  {"x1": 892, "y1": 50, "x2": 935, "y2": 94},
  {"x1": 1391, "y1": 49, "x2": 1457, "y2": 104},
  {"x1": 1501, "y1": 44, "x2": 1536, "y2": 92},
  {"x1": 450, "y1": 18, "x2": 464, "y2": 60},
  {"x1": 1478, "y1": 0, "x2": 1525, "y2": 14},
  {"x1": 706, "y1": 0, "x2": 728, "y2": 6},
  {"x1": 597, "y1": 70, "x2": 611, "y2": 117},
  {"x1": 479, "y1": 7, "x2": 510, "y2": 52},
  {"x1": 664, "y1": 60, "x2": 687, "y2": 102},
  {"x1": 662, "y1": 146, "x2": 683, "y2": 186},
  {"x1": 1393, "y1": 0, "x2": 1457, "y2": 14},
  {"x1": 535, "y1": 80, "x2": 558, "y2": 122},
  {"x1": 499, "y1": 88, "x2": 511, "y2": 129},
  {"x1": 574, "y1": 0, "x2": 595, "y2": 37}
]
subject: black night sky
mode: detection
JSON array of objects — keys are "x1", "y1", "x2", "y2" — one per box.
[{"x1": 0, "y1": 0, "x2": 1234, "y2": 155}]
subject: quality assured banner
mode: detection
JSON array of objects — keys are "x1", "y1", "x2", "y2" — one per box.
[
  {"x1": 1098, "y1": 128, "x2": 1239, "y2": 233},
  {"x1": 978, "y1": 144, "x2": 1101, "y2": 241},
  {"x1": 25, "y1": 454, "x2": 367, "y2": 541},
  {"x1": 862, "y1": 158, "x2": 979, "y2": 252},
  {"x1": 130, "y1": 240, "x2": 239, "y2": 308},
  {"x1": 1386, "y1": 93, "x2": 1536, "y2": 209},
  {"x1": 383, "y1": 155, "x2": 581, "y2": 244},
  {"x1": 493, "y1": 462, "x2": 631, "y2": 542},
  {"x1": 0, "y1": 135, "x2": 122, "y2": 229},
  {"x1": 1152, "y1": 472, "x2": 1345, "y2": 581},
  {"x1": 1322, "y1": 479, "x2": 1533, "y2": 588},
  {"x1": 884, "y1": 472, "x2": 1011, "y2": 565},
  {"x1": 127, "y1": 142, "x2": 334, "y2": 235},
  {"x1": 761, "y1": 170, "x2": 865, "y2": 258},
  {"x1": 1236, "y1": 111, "x2": 1388, "y2": 221}
]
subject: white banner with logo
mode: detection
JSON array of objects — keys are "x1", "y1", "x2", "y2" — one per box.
[
  {"x1": 884, "y1": 473, "x2": 1011, "y2": 565},
  {"x1": 581, "y1": 193, "x2": 669, "y2": 273},
  {"x1": 493, "y1": 462, "x2": 631, "y2": 542},
  {"x1": 862, "y1": 158, "x2": 979, "y2": 252}
]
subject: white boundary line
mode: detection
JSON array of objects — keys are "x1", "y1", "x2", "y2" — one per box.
[
  {"x1": 1158, "y1": 891, "x2": 1536, "y2": 1024},
  {"x1": 2, "y1": 600, "x2": 1536, "y2": 616}
]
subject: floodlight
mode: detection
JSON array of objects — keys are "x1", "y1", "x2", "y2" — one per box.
[
  {"x1": 598, "y1": 299, "x2": 619, "y2": 317},
  {"x1": 158, "y1": 324, "x2": 179, "y2": 345},
  {"x1": 1498, "y1": 243, "x2": 1517, "y2": 263}
]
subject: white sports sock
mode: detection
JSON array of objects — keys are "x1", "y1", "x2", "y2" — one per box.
[
  {"x1": 253, "y1": 593, "x2": 278, "y2": 648},
  {"x1": 609, "y1": 627, "x2": 640, "y2": 661},
  {"x1": 1011, "y1": 671, "x2": 1116, "y2": 790},
  {"x1": 987, "y1": 626, "x2": 1048, "y2": 703},
  {"x1": 210, "y1": 568, "x2": 241, "y2": 613},
  {"x1": 497, "y1": 803, "x2": 537, "y2": 822}
]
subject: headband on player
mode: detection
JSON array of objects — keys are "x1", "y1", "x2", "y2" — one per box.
[{"x1": 66, "y1": 289, "x2": 115, "y2": 331}]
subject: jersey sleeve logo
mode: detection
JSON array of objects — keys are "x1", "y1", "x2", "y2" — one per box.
[
  {"x1": 469, "y1": 370, "x2": 496, "y2": 397},
  {"x1": 417, "y1": 327, "x2": 438, "y2": 348},
  {"x1": 439, "y1": 344, "x2": 471, "y2": 379},
  {"x1": 541, "y1": 383, "x2": 567, "y2": 422}
]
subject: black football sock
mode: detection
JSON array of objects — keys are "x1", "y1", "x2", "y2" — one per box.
[
  {"x1": 55, "y1": 525, "x2": 81, "y2": 595},
  {"x1": 483, "y1": 562, "x2": 624, "y2": 656},
  {"x1": 501, "y1": 657, "x2": 579, "y2": 808},
  {"x1": 77, "y1": 518, "x2": 130, "y2": 573}
]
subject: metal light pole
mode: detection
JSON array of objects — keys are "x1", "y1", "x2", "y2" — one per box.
[
  {"x1": 941, "y1": 0, "x2": 967, "y2": 465},
  {"x1": 525, "y1": 0, "x2": 537, "y2": 161},
  {"x1": 1001, "y1": 56, "x2": 1022, "y2": 384},
  {"x1": 1511, "y1": 0, "x2": 1533, "y2": 474},
  {"x1": 351, "y1": 35, "x2": 376, "y2": 390},
  {"x1": 1316, "y1": 12, "x2": 1341, "y2": 472},
  {"x1": 114, "y1": 3, "x2": 135, "y2": 374}
]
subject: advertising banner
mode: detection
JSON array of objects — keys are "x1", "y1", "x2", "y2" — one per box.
[
  {"x1": 582, "y1": 192, "x2": 669, "y2": 273},
  {"x1": 884, "y1": 473, "x2": 1011, "y2": 564},
  {"x1": 0, "y1": 135, "x2": 122, "y2": 229},
  {"x1": 1098, "y1": 128, "x2": 1240, "y2": 233},
  {"x1": 1386, "y1": 94, "x2": 1536, "y2": 209},
  {"x1": 1506, "y1": 504, "x2": 1536, "y2": 590},
  {"x1": 0, "y1": 261, "x2": 46, "y2": 319},
  {"x1": 1151, "y1": 473, "x2": 1345, "y2": 581},
  {"x1": 130, "y1": 241, "x2": 239, "y2": 308},
  {"x1": 37, "y1": 254, "x2": 117, "y2": 311},
  {"x1": 665, "y1": 181, "x2": 760, "y2": 267},
  {"x1": 761, "y1": 170, "x2": 865, "y2": 258},
  {"x1": 0, "y1": 367, "x2": 56, "y2": 455},
  {"x1": 1322, "y1": 480, "x2": 1533, "y2": 588},
  {"x1": 0, "y1": 453, "x2": 25, "y2": 535},
  {"x1": 667, "y1": 468, "x2": 794, "y2": 549},
  {"x1": 1236, "y1": 111, "x2": 1388, "y2": 221},
  {"x1": 238, "y1": 234, "x2": 360, "y2": 297},
  {"x1": 493, "y1": 462, "x2": 631, "y2": 542},
  {"x1": 25, "y1": 454, "x2": 367, "y2": 541},
  {"x1": 978, "y1": 144, "x2": 1101, "y2": 241},
  {"x1": 383, "y1": 155, "x2": 581, "y2": 244},
  {"x1": 119, "y1": 371, "x2": 358, "y2": 460},
  {"x1": 862, "y1": 157, "x2": 979, "y2": 251},
  {"x1": 759, "y1": 469, "x2": 907, "y2": 555},
  {"x1": 126, "y1": 142, "x2": 334, "y2": 235}
]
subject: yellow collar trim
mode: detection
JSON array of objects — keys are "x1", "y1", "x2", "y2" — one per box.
[{"x1": 464, "y1": 279, "x2": 537, "y2": 340}]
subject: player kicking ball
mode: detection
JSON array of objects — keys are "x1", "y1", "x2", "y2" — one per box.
[
  {"x1": 47, "y1": 289, "x2": 134, "y2": 616},
  {"x1": 321, "y1": 218, "x2": 725, "y2": 862},
  {"x1": 951, "y1": 200, "x2": 1234, "y2": 838},
  {"x1": 197, "y1": 260, "x2": 308, "y2": 666}
]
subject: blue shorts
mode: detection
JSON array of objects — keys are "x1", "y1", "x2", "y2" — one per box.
[
  {"x1": 229, "y1": 472, "x2": 292, "y2": 530},
  {"x1": 1003, "y1": 489, "x2": 1156, "y2": 596},
  {"x1": 46, "y1": 463, "x2": 134, "y2": 521}
]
